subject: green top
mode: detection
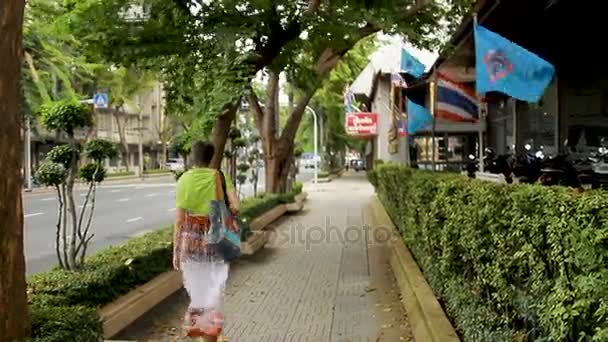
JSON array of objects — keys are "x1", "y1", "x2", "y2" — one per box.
[{"x1": 176, "y1": 168, "x2": 234, "y2": 215}]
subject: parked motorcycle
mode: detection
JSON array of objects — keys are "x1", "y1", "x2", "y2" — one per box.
[{"x1": 538, "y1": 154, "x2": 583, "y2": 189}]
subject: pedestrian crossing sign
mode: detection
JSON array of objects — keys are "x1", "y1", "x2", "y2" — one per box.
[{"x1": 93, "y1": 93, "x2": 109, "y2": 109}]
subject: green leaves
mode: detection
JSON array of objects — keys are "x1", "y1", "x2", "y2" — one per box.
[
  {"x1": 35, "y1": 161, "x2": 67, "y2": 187},
  {"x1": 46, "y1": 144, "x2": 76, "y2": 167},
  {"x1": 78, "y1": 163, "x2": 106, "y2": 183},
  {"x1": 84, "y1": 139, "x2": 118, "y2": 162},
  {"x1": 373, "y1": 164, "x2": 608, "y2": 341},
  {"x1": 39, "y1": 99, "x2": 92, "y2": 135}
]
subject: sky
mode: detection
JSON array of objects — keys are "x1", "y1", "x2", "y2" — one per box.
[{"x1": 375, "y1": 34, "x2": 439, "y2": 72}]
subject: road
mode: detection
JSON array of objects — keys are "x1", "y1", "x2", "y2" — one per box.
[{"x1": 23, "y1": 168, "x2": 315, "y2": 274}]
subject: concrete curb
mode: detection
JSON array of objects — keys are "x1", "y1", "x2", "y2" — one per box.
[
  {"x1": 241, "y1": 230, "x2": 271, "y2": 255},
  {"x1": 285, "y1": 192, "x2": 307, "y2": 212},
  {"x1": 250, "y1": 204, "x2": 287, "y2": 231},
  {"x1": 370, "y1": 195, "x2": 460, "y2": 342},
  {"x1": 99, "y1": 270, "x2": 182, "y2": 339}
]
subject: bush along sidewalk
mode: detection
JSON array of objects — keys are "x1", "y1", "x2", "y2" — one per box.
[
  {"x1": 26, "y1": 188, "x2": 301, "y2": 341},
  {"x1": 372, "y1": 163, "x2": 608, "y2": 342}
]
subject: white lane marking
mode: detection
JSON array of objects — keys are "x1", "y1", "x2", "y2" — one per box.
[
  {"x1": 169, "y1": 190, "x2": 176, "y2": 194},
  {"x1": 110, "y1": 189, "x2": 121, "y2": 193},
  {"x1": 117, "y1": 198, "x2": 130, "y2": 202},
  {"x1": 24, "y1": 212, "x2": 44, "y2": 218},
  {"x1": 126, "y1": 217, "x2": 143, "y2": 223},
  {"x1": 41, "y1": 197, "x2": 55, "y2": 201},
  {"x1": 168, "y1": 208, "x2": 176, "y2": 212},
  {"x1": 146, "y1": 193, "x2": 157, "y2": 197}
]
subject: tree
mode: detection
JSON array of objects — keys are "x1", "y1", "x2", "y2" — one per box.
[
  {"x1": 35, "y1": 100, "x2": 118, "y2": 270},
  {"x1": 0, "y1": 0, "x2": 30, "y2": 340},
  {"x1": 309, "y1": 37, "x2": 378, "y2": 169},
  {"x1": 71, "y1": 0, "x2": 473, "y2": 191},
  {"x1": 22, "y1": 0, "x2": 99, "y2": 116}
]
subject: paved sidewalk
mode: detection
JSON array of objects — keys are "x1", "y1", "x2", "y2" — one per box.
[{"x1": 117, "y1": 172, "x2": 413, "y2": 342}]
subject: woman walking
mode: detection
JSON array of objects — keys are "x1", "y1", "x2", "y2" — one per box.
[{"x1": 174, "y1": 141, "x2": 240, "y2": 341}]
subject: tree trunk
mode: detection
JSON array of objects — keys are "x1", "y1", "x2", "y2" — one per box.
[
  {"x1": 66, "y1": 137, "x2": 79, "y2": 270},
  {"x1": 0, "y1": 0, "x2": 30, "y2": 340},
  {"x1": 113, "y1": 108, "x2": 130, "y2": 172},
  {"x1": 210, "y1": 103, "x2": 238, "y2": 169},
  {"x1": 161, "y1": 142, "x2": 167, "y2": 169}
]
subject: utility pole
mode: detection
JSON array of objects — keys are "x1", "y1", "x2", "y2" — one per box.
[{"x1": 138, "y1": 96, "x2": 144, "y2": 179}]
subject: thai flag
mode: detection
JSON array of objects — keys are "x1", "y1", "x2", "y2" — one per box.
[{"x1": 436, "y1": 74, "x2": 479, "y2": 122}]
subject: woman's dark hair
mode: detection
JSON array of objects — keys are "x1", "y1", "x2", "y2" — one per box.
[{"x1": 191, "y1": 141, "x2": 215, "y2": 167}]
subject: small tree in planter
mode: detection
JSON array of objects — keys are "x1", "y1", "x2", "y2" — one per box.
[
  {"x1": 236, "y1": 163, "x2": 250, "y2": 196},
  {"x1": 36, "y1": 100, "x2": 118, "y2": 270}
]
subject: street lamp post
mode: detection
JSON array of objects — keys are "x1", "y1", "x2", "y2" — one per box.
[
  {"x1": 305, "y1": 106, "x2": 319, "y2": 184},
  {"x1": 25, "y1": 117, "x2": 32, "y2": 191}
]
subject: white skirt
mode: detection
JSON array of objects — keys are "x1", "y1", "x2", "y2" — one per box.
[{"x1": 181, "y1": 260, "x2": 230, "y2": 335}]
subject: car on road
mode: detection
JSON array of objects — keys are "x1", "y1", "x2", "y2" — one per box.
[
  {"x1": 301, "y1": 154, "x2": 320, "y2": 169},
  {"x1": 165, "y1": 158, "x2": 185, "y2": 171}
]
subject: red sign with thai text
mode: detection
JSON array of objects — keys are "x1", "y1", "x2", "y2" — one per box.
[{"x1": 345, "y1": 112, "x2": 378, "y2": 137}]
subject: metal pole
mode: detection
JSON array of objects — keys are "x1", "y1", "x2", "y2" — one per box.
[
  {"x1": 138, "y1": 99, "x2": 144, "y2": 179},
  {"x1": 306, "y1": 106, "x2": 319, "y2": 184},
  {"x1": 25, "y1": 117, "x2": 32, "y2": 191},
  {"x1": 478, "y1": 100, "x2": 485, "y2": 172},
  {"x1": 429, "y1": 79, "x2": 437, "y2": 171},
  {"x1": 402, "y1": 87, "x2": 411, "y2": 167},
  {"x1": 512, "y1": 98, "x2": 517, "y2": 153}
]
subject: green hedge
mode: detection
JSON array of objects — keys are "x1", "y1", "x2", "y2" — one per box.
[
  {"x1": 106, "y1": 171, "x2": 135, "y2": 178},
  {"x1": 373, "y1": 164, "x2": 608, "y2": 342},
  {"x1": 144, "y1": 169, "x2": 171, "y2": 175},
  {"x1": 293, "y1": 181, "x2": 303, "y2": 195},
  {"x1": 27, "y1": 228, "x2": 172, "y2": 341}
]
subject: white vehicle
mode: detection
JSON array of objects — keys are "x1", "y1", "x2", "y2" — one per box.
[
  {"x1": 302, "y1": 154, "x2": 320, "y2": 169},
  {"x1": 165, "y1": 158, "x2": 184, "y2": 171}
]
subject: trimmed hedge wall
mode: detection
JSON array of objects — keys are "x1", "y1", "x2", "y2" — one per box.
[
  {"x1": 372, "y1": 164, "x2": 608, "y2": 342},
  {"x1": 27, "y1": 189, "x2": 300, "y2": 341},
  {"x1": 27, "y1": 228, "x2": 173, "y2": 341}
]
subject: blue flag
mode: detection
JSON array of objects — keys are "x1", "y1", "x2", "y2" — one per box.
[
  {"x1": 401, "y1": 49, "x2": 425, "y2": 78},
  {"x1": 474, "y1": 23, "x2": 555, "y2": 102},
  {"x1": 406, "y1": 98, "x2": 433, "y2": 135}
]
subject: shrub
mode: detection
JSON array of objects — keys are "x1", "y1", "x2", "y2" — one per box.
[
  {"x1": 29, "y1": 305, "x2": 102, "y2": 342},
  {"x1": 84, "y1": 139, "x2": 118, "y2": 162},
  {"x1": 46, "y1": 144, "x2": 76, "y2": 167},
  {"x1": 40, "y1": 100, "x2": 92, "y2": 135},
  {"x1": 107, "y1": 171, "x2": 136, "y2": 178},
  {"x1": 144, "y1": 169, "x2": 171, "y2": 175},
  {"x1": 27, "y1": 228, "x2": 173, "y2": 340},
  {"x1": 373, "y1": 164, "x2": 608, "y2": 341},
  {"x1": 78, "y1": 163, "x2": 106, "y2": 183},
  {"x1": 35, "y1": 161, "x2": 66, "y2": 187},
  {"x1": 293, "y1": 181, "x2": 303, "y2": 194}
]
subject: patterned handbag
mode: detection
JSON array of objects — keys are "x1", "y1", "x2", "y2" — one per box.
[{"x1": 210, "y1": 170, "x2": 241, "y2": 262}]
